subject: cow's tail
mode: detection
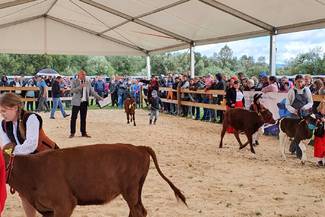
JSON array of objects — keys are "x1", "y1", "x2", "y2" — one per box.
[{"x1": 138, "y1": 146, "x2": 187, "y2": 206}]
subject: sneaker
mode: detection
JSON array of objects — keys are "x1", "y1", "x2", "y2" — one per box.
[
  {"x1": 317, "y1": 161, "x2": 323, "y2": 167},
  {"x1": 50, "y1": 117, "x2": 55, "y2": 119},
  {"x1": 63, "y1": 114, "x2": 70, "y2": 118}
]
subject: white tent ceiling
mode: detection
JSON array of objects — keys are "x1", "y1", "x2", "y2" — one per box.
[{"x1": 0, "y1": 0, "x2": 325, "y2": 56}]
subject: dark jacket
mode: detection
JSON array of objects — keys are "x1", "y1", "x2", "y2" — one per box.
[
  {"x1": 52, "y1": 80, "x2": 61, "y2": 98},
  {"x1": 225, "y1": 87, "x2": 245, "y2": 108},
  {"x1": 150, "y1": 97, "x2": 163, "y2": 111}
]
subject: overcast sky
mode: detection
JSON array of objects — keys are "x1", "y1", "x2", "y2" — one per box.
[{"x1": 193, "y1": 28, "x2": 325, "y2": 64}]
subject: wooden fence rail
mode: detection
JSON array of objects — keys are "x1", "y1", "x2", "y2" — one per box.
[{"x1": 141, "y1": 86, "x2": 325, "y2": 115}]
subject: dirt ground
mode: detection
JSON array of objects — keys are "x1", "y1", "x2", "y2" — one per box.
[{"x1": 2, "y1": 109, "x2": 325, "y2": 217}]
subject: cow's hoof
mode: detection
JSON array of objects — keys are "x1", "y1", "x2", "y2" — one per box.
[
  {"x1": 301, "y1": 161, "x2": 305, "y2": 165},
  {"x1": 134, "y1": 124, "x2": 136, "y2": 126}
]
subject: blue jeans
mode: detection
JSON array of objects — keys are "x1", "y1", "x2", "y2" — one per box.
[
  {"x1": 202, "y1": 98, "x2": 210, "y2": 120},
  {"x1": 118, "y1": 94, "x2": 124, "y2": 109},
  {"x1": 50, "y1": 98, "x2": 66, "y2": 117}
]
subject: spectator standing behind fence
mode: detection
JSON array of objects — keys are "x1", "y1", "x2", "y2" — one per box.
[
  {"x1": 50, "y1": 76, "x2": 70, "y2": 119},
  {"x1": 110, "y1": 79, "x2": 118, "y2": 107},
  {"x1": 130, "y1": 80, "x2": 140, "y2": 107},
  {"x1": 94, "y1": 76, "x2": 105, "y2": 97},
  {"x1": 286, "y1": 74, "x2": 314, "y2": 159},
  {"x1": 215, "y1": 73, "x2": 226, "y2": 123},
  {"x1": 255, "y1": 72, "x2": 269, "y2": 91},
  {"x1": 304, "y1": 74, "x2": 315, "y2": 93},
  {"x1": 261, "y1": 76, "x2": 279, "y2": 93},
  {"x1": 36, "y1": 76, "x2": 49, "y2": 112},
  {"x1": 25, "y1": 79, "x2": 36, "y2": 111},
  {"x1": 0, "y1": 75, "x2": 9, "y2": 87},
  {"x1": 225, "y1": 79, "x2": 245, "y2": 133},
  {"x1": 149, "y1": 90, "x2": 163, "y2": 125},
  {"x1": 180, "y1": 75, "x2": 190, "y2": 117},
  {"x1": 117, "y1": 80, "x2": 127, "y2": 109}
]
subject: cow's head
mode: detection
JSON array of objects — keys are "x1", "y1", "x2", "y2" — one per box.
[
  {"x1": 128, "y1": 100, "x2": 136, "y2": 111},
  {"x1": 302, "y1": 113, "x2": 318, "y2": 130},
  {"x1": 259, "y1": 108, "x2": 276, "y2": 124}
]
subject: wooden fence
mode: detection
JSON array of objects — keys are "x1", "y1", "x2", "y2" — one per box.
[
  {"x1": 0, "y1": 86, "x2": 324, "y2": 111},
  {"x1": 140, "y1": 86, "x2": 325, "y2": 115}
]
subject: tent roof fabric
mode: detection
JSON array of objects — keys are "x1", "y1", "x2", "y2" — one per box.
[{"x1": 0, "y1": 0, "x2": 325, "y2": 56}]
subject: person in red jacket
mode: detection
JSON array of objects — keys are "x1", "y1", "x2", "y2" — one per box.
[{"x1": 0, "y1": 153, "x2": 6, "y2": 216}]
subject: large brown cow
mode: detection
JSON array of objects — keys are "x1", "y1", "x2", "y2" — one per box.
[
  {"x1": 124, "y1": 97, "x2": 136, "y2": 126},
  {"x1": 4, "y1": 144, "x2": 186, "y2": 217},
  {"x1": 219, "y1": 108, "x2": 275, "y2": 154}
]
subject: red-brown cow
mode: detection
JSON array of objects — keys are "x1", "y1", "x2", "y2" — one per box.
[
  {"x1": 124, "y1": 97, "x2": 136, "y2": 126},
  {"x1": 4, "y1": 144, "x2": 186, "y2": 217},
  {"x1": 219, "y1": 108, "x2": 275, "y2": 154}
]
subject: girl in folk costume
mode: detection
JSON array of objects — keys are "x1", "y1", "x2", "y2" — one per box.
[
  {"x1": 314, "y1": 101, "x2": 325, "y2": 167},
  {"x1": 249, "y1": 93, "x2": 265, "y2": 113},
  {"x1": 225, "y1": 79, "x2": 245, "y2": 133},
  {"x1": 0, "y1": 93, "x2": 58, "y2": 217},
  {"x1": 249, "y1": 93, "x2": 266, "y2": 146}
]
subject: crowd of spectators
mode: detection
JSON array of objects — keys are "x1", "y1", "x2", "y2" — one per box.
[{"x1": 0, "y1": 72, "x2": 324, "y2": 123}]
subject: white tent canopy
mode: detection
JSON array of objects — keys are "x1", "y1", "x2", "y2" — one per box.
[{"x1": 0, "y1": 0, "x2": 325, "y2": 56}]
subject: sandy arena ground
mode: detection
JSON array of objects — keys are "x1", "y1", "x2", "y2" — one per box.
[{"x1": 2, "y1": 109, "x2": 325, "y2": 217}]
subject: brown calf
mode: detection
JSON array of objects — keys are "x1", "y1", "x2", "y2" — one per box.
[
  {"x1": 4, "y1": 144, "x2": 186, "y2": 217},
  {"x1": 219, "y1": 108, "x2": 275, "y2": 154},
  {"x1": 124, "y1": 97, "x2": 136, "y2": 126}
]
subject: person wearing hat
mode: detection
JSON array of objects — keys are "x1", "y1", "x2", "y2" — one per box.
[
  {"x1": 225, "y1": 80, "x2": 245, "y2": 133},
  {"x1": 255, "y1": 72, "x2": 269, "y2": 91},
  {"x1": 250, "y1": 93, "x2": 265, "y2": 113},
  {"x1": 249, "y1": 93, "x2": 266, "y2": 146}
]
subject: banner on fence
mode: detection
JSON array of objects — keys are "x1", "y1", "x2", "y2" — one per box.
[{"x1": 243, "y1": 91, "x2": 288, "y2": 120}]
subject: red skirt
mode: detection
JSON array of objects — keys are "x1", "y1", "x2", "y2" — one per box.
[
  {"x1": 314, "y1": 134, "x2": 325, "y2": 158},
  {"x1": 0, "y1": 154, "x2": 6, "y2": 215},
  {"x1": 227, "y1": 101, "x2": 244, "y2": 133}
]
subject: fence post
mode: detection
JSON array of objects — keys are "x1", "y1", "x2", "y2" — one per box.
[
  {"x1": 177, "y1": 86, "x2": 181, "y2": 115},
  {"x1": 140, "y1": 85, "x2": 143, "y2": 108}
]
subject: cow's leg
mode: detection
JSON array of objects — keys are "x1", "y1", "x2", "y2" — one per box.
[
  {"x1": 247, "y1": 134, "x2": 255, "y2": 154},
  {"x1": 219, "y1": 124, "x2": 227, "y2": 148},
  {"x1": 133, "y1": 113, "x2": 136, "y2": 126},
  {"x1": 123, "y1": 190, "x2": 142, "y2": 217},
  {"x1": 253, "y1": 127, "x2": 264, "y2": 146},
  {"x1": 279, "y1": 129, "x2": 287, "y2": 160},
  {"x1": 234, "y1": 130, "x2": 244, "y2": 148},
  {"x1": 136, "y1": 175, "x2": 147, "y2": 216},
  {"x1": 127, "y1": 113, "x2": 130, "y2": 124},
  {"x1": 299, "y1": 141, "x2": 307, "y2": 164}
]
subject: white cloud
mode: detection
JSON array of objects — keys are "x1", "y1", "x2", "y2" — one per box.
[{"x1": 193, "y1": 28, "x2": 325, "y2": 64}]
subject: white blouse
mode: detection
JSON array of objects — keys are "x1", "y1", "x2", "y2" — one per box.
[
  {"x1": 236, "y1": 90, "x2": 244, "y2": 102},
  {"x1": 0, "y1": 114, "x2": 40, "y2": 155}
]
